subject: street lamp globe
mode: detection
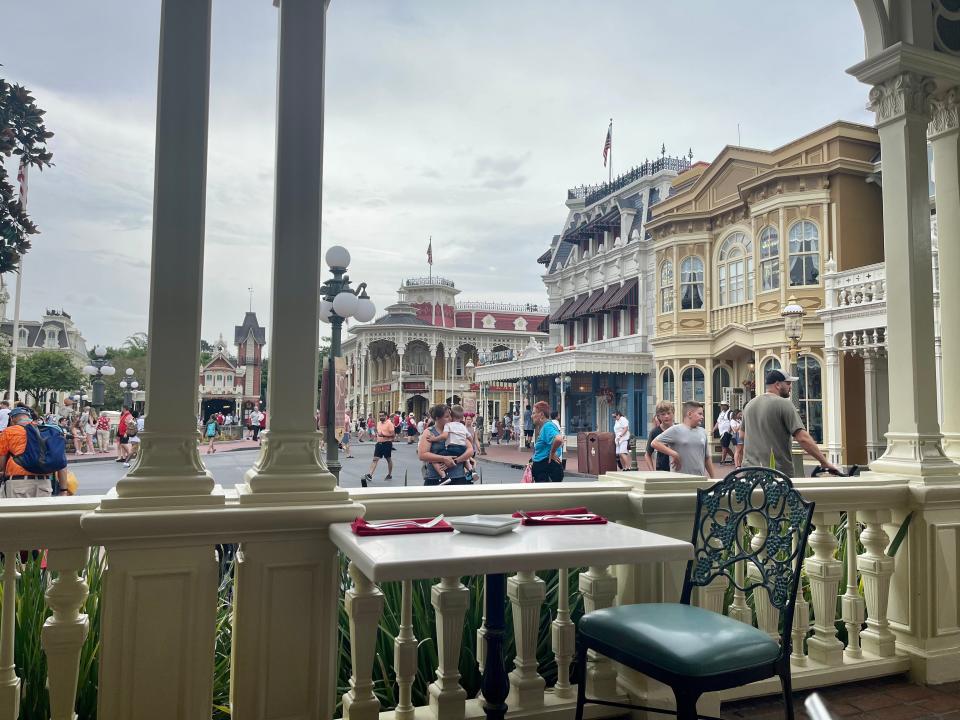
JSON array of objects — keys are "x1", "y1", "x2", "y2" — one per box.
[
  {"x1": 82, "y1": 365, "x2": 96, "y2": 376},
  {"x1": 131, "y1": 381, "x2": 139, "y2": 389},
  {"x1": 354, "y1": 296, "x2": 376, "y2": 323},
  {"x1": 325, "y1": 245, "x2": 351, "y2": 270},
  {"x1": 125, "y1": 368, "x2": 134, "y2": 377},
  {"x1": 119, "y1": 381, "x2": 128, "y2": 389},
  {"x1": 332, "y1": 290, "x2": 359, "y2": 318},
  {"x1": 781, "y1": 296, "x2": 806, "y2": 343},
  {"x1": 94, "y1": 345, "x2": 107, "y2": 358},
  {"x1": 319, "y1": 299, "x2": 333, "y2": 324},
  {"x1": 101, "y1": 365, "x2": 116, "y2": 376}
]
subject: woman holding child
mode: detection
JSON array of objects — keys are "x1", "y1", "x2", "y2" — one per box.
[{"x1": 418, "y1": 403, "x2": 475, "y2": 486}]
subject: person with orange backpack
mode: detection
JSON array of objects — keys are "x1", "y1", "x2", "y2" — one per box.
[{"x1": 0, "y1": 407, "x2": 68, "y2": 498}]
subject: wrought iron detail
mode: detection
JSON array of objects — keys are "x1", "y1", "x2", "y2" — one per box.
[
  {"x1": 567, "y1": 156, "x2": 692, "y2": 205},
  {"x1": 683, "y1": 467, "x2": 815, "y2": 610}
]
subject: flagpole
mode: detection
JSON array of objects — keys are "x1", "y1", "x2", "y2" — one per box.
[{"x1": 609, "y1": 118, "x2": 613, "y2": 184}]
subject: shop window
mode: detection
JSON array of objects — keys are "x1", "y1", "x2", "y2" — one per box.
[
  {"x1": 717, "y1": 232, "x2": 754, "y2": 306},
  {"x1": 788, "y1": 220, "x2": 820, "y2": 286},
  {"x1": 759, "y1": 226, "x2": 780, "y2": 292},
  {"x1": 661, "y1": 368, "x2": 675, "y2": 403},
  {"x1": 680, "y1": 256, "x2": 704, "y2": 310},
  {"x1": 660, "y1": 260, "x2": 674, "y2": 313},
  {"x1": 797, "y1": 355, "x2": 823, "y2": 442},
  {"x1": 681, "y1": 366, "x2": 705, "y2": 403}
]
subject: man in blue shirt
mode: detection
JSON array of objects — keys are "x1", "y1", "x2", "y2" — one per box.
[{"x1": 529, "y1": 401, "x2": 564, "y2": 482}]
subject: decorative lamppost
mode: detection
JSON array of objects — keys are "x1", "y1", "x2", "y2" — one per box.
[
  {"x1": 781, "y1": 296, "x2": 806, "y2": 477},
  {"x1": 466, "y1": 358, "x2": 485, "y2": 454},
  {"x1": 554, "y1": 374, "x2": 572, "y2": 435},
  {"x1": 118, "y1": 367, "x2": 141, "y2": 409},
  {"x1": 319, "y1": 245, "x2": 376, "y2": 480},
  {"x1": 82, "y1": 345, "x2": 116, "y2": 409},
  {"x1": 71, "y1": 391, "x2": 89, "y2": 417}
]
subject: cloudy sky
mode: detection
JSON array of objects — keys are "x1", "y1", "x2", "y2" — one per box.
[{"x1": 4, "y1": 0, "x2": 873, "y2": 349}]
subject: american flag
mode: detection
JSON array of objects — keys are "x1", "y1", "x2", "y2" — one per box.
[
  {"x1": 17, "y1": 159, "x2": 28, "y2": 208},
  {"x1": 427, "y1": 236, "x2": 433, "y2": 265},
  {"x1": 602, "y1": 120, "x2": 612, "y2": 167}
]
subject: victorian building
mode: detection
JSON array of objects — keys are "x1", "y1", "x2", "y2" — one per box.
[
  {"x1": 645, "y1": 121, "x2": 883, "y2": 452},
  {"x1": 477, "y1": 155, "x2": 691, "y2": 437},
  {"x1": 342, "y1": 276, "x2": 548, "y2": 419},
  {"x1": 196, "y1": 312, "x2": 266, "y2": 423}
]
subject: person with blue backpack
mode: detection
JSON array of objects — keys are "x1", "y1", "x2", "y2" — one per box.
[{"x1": 0, "y1": 406, "x2": 69, "y2": 498}]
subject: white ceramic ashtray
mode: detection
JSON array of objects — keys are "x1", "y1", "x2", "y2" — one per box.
[{"x1": 448, "y1": 514, "x2": 521, "y2": 536}]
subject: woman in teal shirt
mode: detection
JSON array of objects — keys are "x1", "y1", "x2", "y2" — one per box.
[{"x1": 529, "y1": 400, "x2": 564, "y2": 482}]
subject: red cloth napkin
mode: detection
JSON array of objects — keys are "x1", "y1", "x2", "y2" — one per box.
[
  {"x1": 511, "y1": 506, "x2": 607, "y2": 525},
  {"x1": 351, "y1": 517, "x2": 454, "y2": 536}
]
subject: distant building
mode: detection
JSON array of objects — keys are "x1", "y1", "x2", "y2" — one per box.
[
  {"x1": 342, "y1": 276, "x2": 548, "y2": 419},
  {"x1": 197, "y1": 312, "x2": 266, "y2": 423}
]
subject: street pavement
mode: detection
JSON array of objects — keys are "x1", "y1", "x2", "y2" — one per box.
[{"x1": 70, "y1": 439, "x2": 554, "y2": 496}]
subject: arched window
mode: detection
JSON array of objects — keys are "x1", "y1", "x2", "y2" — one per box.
[
  {"x1": 761, "y1": 357, "x2": 782, "y2": 382},
  {"x1": 18, "y1": 327, "x2": 28, "y2": 345},
  {"x1": 788, "y1": 221, "x2": 820, "y2": 287},
  {"x1": 712, "y1": 365, "x2": 731, "y2": 428},
  {"x1": 680, "y1": 256, "x2": 704, "y2": 310},
  {"x1": 797, "y1": 355, "x2": 823, "y2": 442},
  {"x1": 659, "y1": 261, "x2": 674, "y2": 313},
  {"x1": 661, "y1": 367, "x2": 675, "y2": 402},
  {"x1": 216, "y1": 374, "x2": 223, "y2": 386},
  {"x1": 681, "y1": 366, "x2": 705, "y2": 403},
  {"x1": 716, "y1": 232, "x2": 754, "y2": 306},
  {"x1": 44, "y1": 327, "x2": 58, "y2": 348},
  {"x1": 759, "y1": 226, "x2": 780, "y2": 292}
]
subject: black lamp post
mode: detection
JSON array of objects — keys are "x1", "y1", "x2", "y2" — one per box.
[
  {"x1": 319, "y1": 245, "x2": 376, "y2": 481},
  {"x1": 118, "y1": 367, "x2": 141, "y2": 409},
  {"x1": 82, "y1": 345, "x2": 116, "y2": 409}
]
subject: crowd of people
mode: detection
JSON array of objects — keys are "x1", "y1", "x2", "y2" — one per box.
[{"x1": 202, "y1": 406, "x2": 266, "y2": 454}]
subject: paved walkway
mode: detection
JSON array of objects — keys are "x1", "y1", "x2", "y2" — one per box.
[
  {"x1": 67, "y1": 438, "x2": 262, "y2": 463},
  {"x1": 480, "y1": 443, "x2": 585, "y2": 475}
]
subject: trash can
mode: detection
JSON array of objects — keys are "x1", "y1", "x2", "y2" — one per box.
[
  {"x1": 594, "y1": 432, "x2": 618, "y2": 475},
  {"x1": 576, "y1": 432, "x2": 595, "y2": 475}
]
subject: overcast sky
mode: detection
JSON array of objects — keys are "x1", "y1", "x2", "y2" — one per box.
[{"x1": 3, "y1": 0, "x2": 873, "y2": 349}]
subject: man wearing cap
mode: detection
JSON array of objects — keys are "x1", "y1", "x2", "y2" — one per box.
[
  {"x1": 712, "y1": 401, "x2": 733, "y2": 465},
  {"x1": 742, "y1": 369, "x2": 839, "y2": 477},
  {"x1": 0, "y1": 407, "x2": 64, "y2": 498}
]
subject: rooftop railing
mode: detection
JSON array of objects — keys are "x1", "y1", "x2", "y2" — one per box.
[
  {"x1": 567, "y1": 156, "x2": 692, "y2": 206},
  {"x1": 457, "y1": 301, "x2": 549, "y2": 314},
  {"x1": 404, "y1": 277, "x2": 456, "y2": 289}
]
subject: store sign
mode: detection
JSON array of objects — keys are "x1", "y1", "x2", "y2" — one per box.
[
  {"x1": 487, "y1": 385, "x2": 515, "y2": 392},
  {"x1": 403, "y1": 382, "x2": 427, "y2": 391},
  {"x1": 488, "y1": 349, "x2": 514, "y2": 363},
  {"x1": 371, "y1": 383, "x2": 392, "y2": 394}
]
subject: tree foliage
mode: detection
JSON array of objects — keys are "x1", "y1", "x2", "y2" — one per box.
[
  {"x1": 16, "y1": 351, "x2": 83, "y2": 405},
  {"x1": 0, "y1": 72, "x2": 54, "y2": 273}
]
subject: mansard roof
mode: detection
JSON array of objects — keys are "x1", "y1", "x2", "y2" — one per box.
[{"x1": 234, "y1": 312, "x2": 266, "y2": 345}]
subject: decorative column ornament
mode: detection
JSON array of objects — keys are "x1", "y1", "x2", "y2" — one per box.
[
  {"x1": 42, "y1": 548, "x2": 90, "y2": 720},
  {"x1": 428, "y1": 576, "x2": 470, "y2": 720},
  {"x1": 507, "y1": 571, "x2": 546, "y2": 709},
  {"x1": 928, "y1": 88, "x2": 960, "y2": 461},
  {"x1": 868, "y1": 73, "x2": 937, "y2": 124},
  {"x1": 342, "y1": 563, "x2": 386, "y2": 720}
]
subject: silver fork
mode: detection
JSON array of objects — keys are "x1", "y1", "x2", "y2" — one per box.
[{"x1": 367, "y1": 515, "x2": 445, "y2": 529}]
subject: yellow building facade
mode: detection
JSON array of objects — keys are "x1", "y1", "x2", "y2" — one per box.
[{"x1": 646, "y1": 121, "x2": 883, "y2": 447}]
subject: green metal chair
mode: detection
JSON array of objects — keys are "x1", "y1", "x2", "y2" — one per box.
[{"x1": 574, "y1": 467, "x2": 815, "y2": 720}]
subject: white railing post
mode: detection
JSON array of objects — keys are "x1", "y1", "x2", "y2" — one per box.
[
  {"x1": 579, "y1": 565, "x2": 618, "y2": 697},
  {"x1": 42, "y1": 547, "x2": 90, "y2": 720},
  {"x1": 507, "y1": 571, "x2": 546, "y2": 709},
  {"x1": 394, "y1": 580, "x2": 417, "y2": 720},
  {"x1": 746, "y1": 518, "x2": 778, "y2": 639},
  {"x1": 806, "y1": 512, "x2": 844, "y2": 666},
  {"x1": 476, "y1": 577, "x2": 487, "y2": 673},
  {"x1": 841, "y1": 510, "x2": 866, "y2": 660},
  {"x1": 791, "y1": 536, "x2": 810, "y2": 666},
  {"x1": 342, "y1": 563, "x2": 385, "y2": 720},
  {"x1": 0, "y1": 550, "x2": 19, "y2": 720},
  {"x1": 696, "y1": 575, "x2": 727, "y2": 615},
  {"x1": 428, "y1": 576, "x2": 470, "y2": 720},
  {"x1": 551, "y1": 568, "x2": 575, "y2": 699},
  {"x1": 727, "y1": 559, "x2": 752, "y2": 625},
  {"x1": 858, "y1": 510, "x2": 896, "y2": 657}
]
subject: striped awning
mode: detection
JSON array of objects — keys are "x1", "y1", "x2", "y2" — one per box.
[
  {"x1": 605, "y1": 277, "x2": 638, "y2": 309},
  {"x1": 591, "y1": 283, "x2": 622, "y2": 312},
  {"x1": 561, "y1": 294, "x2": 592, "y2": 320},
  {"x1": 537, "y1": 315, "x2": 550, "y2": 333},
  {"x1": 572, "y1": 288, "x2": 604, "y2": 318},
  {"x1": 551, "y1": 296, "x2": 578, "y2": 323}
]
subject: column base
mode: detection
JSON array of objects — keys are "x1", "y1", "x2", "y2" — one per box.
[
  {"x1": 824, "y1": 444, "x2": 844, "y2": 466},
  {"x1": 900, "y1": 642, "x2": 960, "y2": 685},
  {"x1": 0, "y1": 679, "x2": 20, "y2": 720},
  {"x1": 507, "y1": 670, "x2": 545, "y2": 709},
  {"x1": 113, "y1": 430, "x2": 220, "y2": 502},
  {"x1": 869, "y1": 432, "x2": 960, "y2": 479},
  {"x1": 99, "y1": 485, "x2": 227, "y2": 510},
  {"x1": 942, "y1": 432, "x2": 960, "y2": 463},
  {"x1": 239, "y1": 429, "x2": 347, "y2": 500}
]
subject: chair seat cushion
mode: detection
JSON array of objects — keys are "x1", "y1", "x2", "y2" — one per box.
[{"x1": 579, "y1": 603, "x2": 781, "y2": 678}]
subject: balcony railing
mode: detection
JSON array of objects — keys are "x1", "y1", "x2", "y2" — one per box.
[
  {"x1": 0, "y1": 471, "x2": 938, "y2": 720},
  {"x1": 457, "y1": 301, "x2": 549, "y2": 314},
  {"x1": 710, "y1": 303, "x2": 755, "y2": 332},
  {"x1": 824, "y1": 263, "x2": 886, "y2": 310},
  {"x1": 567, "y1": 156, "x2": 692, "y2": 206}
]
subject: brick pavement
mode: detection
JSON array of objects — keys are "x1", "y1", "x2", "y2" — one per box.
[{"x1": 721, "y1": 675, "x2": 960, "y2": 720}]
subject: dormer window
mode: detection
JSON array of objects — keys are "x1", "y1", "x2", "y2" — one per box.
[
  {"x1": 44, "y1": 327, "x2": 58, "y2": 348},
  {"x1": 18, "y1": 327, "x2": 28, "y2": 346}
]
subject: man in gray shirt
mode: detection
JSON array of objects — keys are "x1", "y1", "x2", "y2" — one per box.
[
  {"x1": 742, "y1": 369, "x2": 839, "y2": 477},
  {"x1": 651, "y1": 401, "x2": 717, "y2": 478}
]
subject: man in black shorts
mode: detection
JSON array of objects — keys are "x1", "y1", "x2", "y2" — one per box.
[
  {"x1": 645, "y1": 400, "x2": 674, "y2": 471},
  {"x1": 361, "y1": 412, "x2": 395, "y2": 487}
]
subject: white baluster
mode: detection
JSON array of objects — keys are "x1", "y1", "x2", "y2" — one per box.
[
  {"x1": 579, "y1": 566, "x2": 618, "y2": 697},
  {"x1": 746, "y1": 518, "x2": 778, "y2": 639},
  {"x1": 805, "y1": 512, "x2": 844, "y2": 665},
  {"x1": 507, "y1": 571, "x2": 546, "y2": 708},
  {"x1": 342, "y1": 562, "x2": 386, "y2": 720},
  {"x1": 790, "y1": 537, "x2": 810, "y2": 666},
  {"x1": 42, "y1": 548, "x2": 91, "y2": 720},
  {"x1": 394, "y1": 580, "x2": 417, "y2": 720},
  {"x1": 428, "y1": 576, "x2": 470, "y2": 720},
  {"x1": 858, "y1": 510, "x2": 896, "y2": 657},
  {"x1": 551, "y1": 568, "x2": 576, "y2": 699},
  {"x1": 727, "y1": 558, "x2": 752, "y2": 625},
  {"x1": 876, "y1": 278, "x2": 885, "y2": 301},
  {"x1": 476, "y1": 577, "x2": 487, "y2": 673},
  {"x1": 0, "y1": 549, "x2": 20, "y2": 720},
  {"x1": 841, "y1": 510, "x2": 866, "y2": 660},
  {"x1": 696, "y1": 575, "x2": 727, "y2": 615}
]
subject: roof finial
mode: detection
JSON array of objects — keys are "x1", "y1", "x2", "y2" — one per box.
[
  {"x1": 248, "y1": 286, "x2": 254, "y2": 312},
  {"x1": 661, "y1": 143, "x2": 666, "y2": 158}
]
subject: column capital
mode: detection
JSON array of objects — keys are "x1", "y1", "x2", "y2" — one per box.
[
  {"x1": 868, "y1": 72, "x2": 936, "y2": 126},
  {"x1": 929, "y1": 88, "x2": 960, "y2": 140}
]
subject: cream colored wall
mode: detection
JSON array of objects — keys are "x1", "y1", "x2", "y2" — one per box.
[{"x1": 832, "y1": 173, "x2": 885, "y2": 270}]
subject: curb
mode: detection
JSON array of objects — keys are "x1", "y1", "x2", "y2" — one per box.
[
  {"x1": 67, "y1": 442, "x2": 261, "y2": 465},
  {"x1": 477, "y1": 456, "x2": 596, "y2": 480}
]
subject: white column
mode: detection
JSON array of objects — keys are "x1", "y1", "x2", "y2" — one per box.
[
  {"x1": 396, "y1": 350, "x2": 405, "y2": 415},
  {"x1": 824, "y1": 348, "x2": 843, "y2": 465},
  {"x1": 864, "y1": 351, "x2": 884, "y2": 462},
  {"x1": 240, "y1": 0, "x2": 345, "y2": 499},
  {"x1": 930, "y1": 89, "x2": 960, "y2": 461},
  {"x1": 112, "y1": 0, "x2": 217, "y2": 502},
  {"x1": 861, "y1": 71, "x2": 957, "y2": 478},
  {"x1": 429, "y1": 344, "x2": 437, "y2": 407}
]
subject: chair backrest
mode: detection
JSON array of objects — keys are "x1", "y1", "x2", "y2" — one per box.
[{"x1": 680, "y1": 467, "x2": 815, "y2": 654}]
